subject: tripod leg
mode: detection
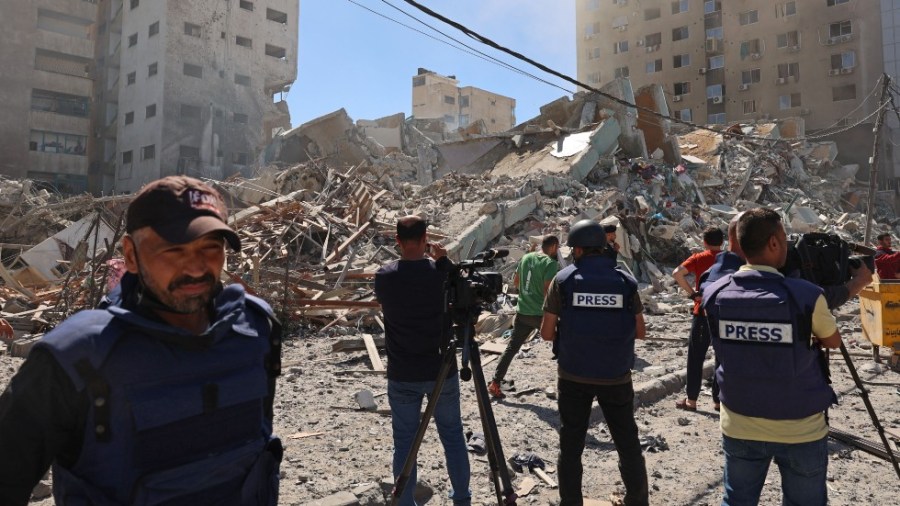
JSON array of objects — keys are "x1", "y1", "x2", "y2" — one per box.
[
  {"x1": 391, "y1": 343, "x2": 459, "y2": 506},
  {"x1": 837, "y1": 342, "x2": 900, "y2": 480},
  {"x1": 467, "y1": 336, "x2": 518, "y2": 506}
]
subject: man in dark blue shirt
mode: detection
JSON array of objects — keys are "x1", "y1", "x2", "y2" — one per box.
[{"x1": 374, "y1": 216, "x2": 470, "y2": 506}]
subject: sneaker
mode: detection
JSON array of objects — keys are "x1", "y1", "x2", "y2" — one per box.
[{"x1": 488, "y1": 380, "x2": 506, "y2": 399}]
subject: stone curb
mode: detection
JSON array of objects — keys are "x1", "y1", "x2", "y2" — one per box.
[{"x1": 633, "y1": 358, "x2": 716, "y2": 409}]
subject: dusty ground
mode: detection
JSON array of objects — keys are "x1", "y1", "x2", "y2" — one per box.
[{"x1": 4, "y1": 299, "x2": 899, "y2": 506}]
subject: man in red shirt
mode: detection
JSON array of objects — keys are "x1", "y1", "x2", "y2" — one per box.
[
  {"x1": 672, "y1": 226, "x2": 723, "y2": 411},
  {"x1": 874, "y1": 233, "x2": 900, "y2": 280}
]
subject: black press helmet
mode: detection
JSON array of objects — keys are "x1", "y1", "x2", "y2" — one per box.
[{"x1": 566, "y1": 219, "x2": 607, "y2": 248}]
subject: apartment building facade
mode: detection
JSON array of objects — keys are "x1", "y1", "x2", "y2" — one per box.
[
  {"x1": 0, "y1": 0, "x2": 98, "y2": 193},
  {"x1": 576, "y1": 0, "x2": 882, "y2": 132},
  {"x1": 0, "y1": 0, "x2": 298, "y2": 195},
  {"x1": 412, "y1": 68, "x2": 516, "y2": 134}
]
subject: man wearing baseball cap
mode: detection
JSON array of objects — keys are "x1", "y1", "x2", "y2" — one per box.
[{"x1": 0, "y1": 176, "x2": 283, "y2": 505}]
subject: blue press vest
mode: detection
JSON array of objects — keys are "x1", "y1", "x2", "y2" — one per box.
[
  {"x1": 703, "y1": 269, "x2": 835, "y2": 419},
  {"x1": 557, "y1": 256, "x2": 638, "y2": 380},
  {"x1": 699, "y1": 251, "x2": 745, "y2": 292},
  {"x1": 35, "y1": 284, "x2": 281, "y2": 506}
]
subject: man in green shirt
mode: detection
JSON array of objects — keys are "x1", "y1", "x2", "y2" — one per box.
[{"x1": 489, "y1": 235, "x2": 560, "y2": 398}]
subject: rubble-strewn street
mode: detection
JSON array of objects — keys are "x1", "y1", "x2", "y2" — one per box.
[{"x1": 2, "y1": 90, "x2": 899, "y2": 505}]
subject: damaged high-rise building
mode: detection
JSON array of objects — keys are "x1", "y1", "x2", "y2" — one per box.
[
  {"x1": 0, "y1": 0, "x2": 298, "y2": 195},
  {"x1": 412, "y1": 68, "x2": 516, "y2": 134}
]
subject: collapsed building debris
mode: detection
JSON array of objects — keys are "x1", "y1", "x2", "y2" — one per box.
[{"x1": 0, "y1": 85, "x2": 898, "y2": 361}]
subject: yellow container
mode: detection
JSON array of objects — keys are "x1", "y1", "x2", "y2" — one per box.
[{"x1": 858, "y1": 281, "x2": 900, "y2": 348}]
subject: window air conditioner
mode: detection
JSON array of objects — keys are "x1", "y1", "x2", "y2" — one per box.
[
  {"x1": 699, "y1": 67, "x2": 707, "y2": 74},
  {"x1": 829, "y1": 68, "x2": 841, "y2": 76},
  {"x1": 673, "y1": 95, "x2": 683, "y2": 102},
  {"x1": 840, "y1": 67, "x2": 852, "y2": 74},
  {"x1": 712, "y1": 96, "x2": 723, "y2": 104},
  {"x1": 840, "y1": 34, "x2": 852, "y2": 42},
  {"x1": 777, "y1": 77, "x2": 787, "y2": 84},
  {"x1": 738, "y1": 84, "x2": 749, "y2": 91},
  {"x1": 750, "y1": 53, "x2": 761, "y2": 60},
  {"x1": 825, "y1": 38, "x2": 836, "y2": 45}
]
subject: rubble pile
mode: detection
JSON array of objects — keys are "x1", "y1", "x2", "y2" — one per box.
[{"x1": 1, "y1": 79, "x2": 898, "y2": 356}]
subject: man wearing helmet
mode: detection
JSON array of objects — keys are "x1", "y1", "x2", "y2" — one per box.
[{"x1": 540, "y1": 220, "x2": 649, "y2": 506}]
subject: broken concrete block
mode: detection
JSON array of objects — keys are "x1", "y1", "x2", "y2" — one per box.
[
  {"x1": 788, "y1": 207, "x2": 825, "y2": 233},
  {"x1": 648, "y1": 224, "x2": 678, "y2": 240},
  {"x1": 479, "y1": 202, "x2": 499, "y2": 216},
  {"x1": 354, "y1": 390, "x2": 377, "y2": 411}
]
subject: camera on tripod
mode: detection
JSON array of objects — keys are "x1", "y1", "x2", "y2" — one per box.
[
  {"x1": 446, "y1": 249, "x2": 507, "y2": 310},
  {"x1": 785, "y1": 232, "x2": 874, "y2": 287}
]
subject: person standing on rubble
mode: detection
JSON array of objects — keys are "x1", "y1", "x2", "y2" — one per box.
[
  {"x1": 703, "y1": 208, "x2": 840, "y2": 506},
  {"x1": 488, "y1": 235, "x2": 559, "y2": 399},
  {"x1": 374, "y1": 215, "x2": 470, "y2": 506},
  {"x1": 672, "y1": 226, "x2": 723, "y2": 412},
  {"x1": 602, "y1": 224, "x2": 621, "y2": 261},
  {"x1": 874, "y1": 233, "x2": 900, "y2": 279},
  {"x1": 0, "y1": 176, "x2": 283, "y2": 505},
  {"x1": 540, "y1": 219, "x2": 648, "y2": 506}
]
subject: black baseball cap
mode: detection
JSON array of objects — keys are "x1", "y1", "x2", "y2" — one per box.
[{"x1": 126, "y1": 176, "x2": 241, "y2": 251}]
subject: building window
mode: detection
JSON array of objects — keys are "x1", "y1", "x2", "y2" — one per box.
[
  {"x1": 708, "y1": 113, "x2": 726, "y2": 125},
  {"x1": 709, "y1": 55, "x2": 725, "y2": 69},
  {"x1": 184, "y1": 23, "x2": 201, "y2": 37},
  {"x1": 31, "y1": 89, "x2": 89, "y2": 117},
  {"x1": 644, "y1": 32, "x2": 662, "y2": 47},
  {"x1": 741, "y1": 68, "x2": 761, "y2": 84},
  {"x1": 459, "y1": 114, "x2": 470, "y2": 127},
  {"x1": 127, "y1": 71, "x2": 136, "y2": 85},
  {"x1": 673, "y1": 54, "x2": 691, "y2": 68},
  {"x1": 742, "y1": 100, "x2": 757, "y2": 114},
  {"x1": 779, "y1": 93, "x2": 801, "y2": 109},
  {"x1": 613, "y1": 40, "x2": 628, "y2": 54},
  {"x1": 706, "y1": 27, "x2": 723, "y2": 40},
  {"x1": 586, "y1": 0, "x2": 601, "y2": 10},
  {"x1": 235, "y1": 35, "x2": 252, "y2": 48},
  {"x1": 128, "y1": 33, "x2": 138, "y2": 47},
  {"x1": 130, "y1": 0, "x2": 139, "y2": 10},
  {"x1": 265, "y1": 44, "x2": 286, "y2": 59},
  {"x1": 148, "y1": 62, "x2": 157, "y2": 77},
  {"x1": 706, "y1": 84, "x2": 723, "y2": 98},
  {"x1": 460, "y1": 96, "x2": 470, "y2": 107},
  {"x1": 831, "y1": 50, "x2": 856, "y2": 70},
  {"x1": 672, "y1": 26, "x2": 689, "y2": 42},
  {"x1": 442, "y1": 114, "x2": 455, "y2": 124},
  {"x1": 444, "y1": 95, "x2": 456, "y2": 105},
  {"x1": 704, "y1": 1, "x2": 721, "y2": 14},
  {"x1": 777, "y1": 62, "x2": 800, "y2": 80},
  {"x1": 674, "y1": 82, "x2": 691, "y2": 95},
  {"x1": 266, "y1": 8, "x2": 288, "y2": 24},
  {"x1": 614, "y1": 66, "x2": 629, "y2": 78},
  {"x1": 233, "y1": 152, "x2": 249, "y2": 165},
  {"x1": 587, "y1": 72, "x2": 601, "y2": 84},
  {"x1": 777, "y1": 31, "x2": 800, "y2": 48},
  {"x1": 585, "y1": 21, "x2": 601, "y2": 38},
  {"x1": 412, "y1": 76, "x2": 425, "y2": 87},
  {"x1": 125, "y1": 111, "x2": 134, "y2": 124},
  {"x1": 145, "y1": 104, "x2": 156, "y2": 118},
  {"x1": 740, "y1": 39, "x2": 761, "y2": 59},
  {"x1": 233, "y1": 113, "x2": 248, "y2": 124},
  {"x1": 671, "y1": 0, "x2": 688, "y2": 14},
  {"x1": 234, "y1": 74, "x2": 251, "y2": 86},
  {"x1": 141, "y1": 144, "x2": 155, "y2": 160},
  {"x1": 183, "y1": 63, "x2": 203, "y2": 78},
  {"x1": 645, "y1": 59, "x2": 662, "y2": 74},
  {"x1": 122, "y1": 150, "x2": 133, "y2": 164},
  {"x1": 586, "y1": 47, "x2": 600, "y2": 60},
  {"x1": 239, "y1": 1, "x2": 254, "y2": 11},
  {"x1": 827, "y1": 0, "x2": 849, "y2": 5},
  {"x1": 149, "y1": 21, "x2": 159, "y2": 37},
  {"x1": 776, "y1": 2, "x2": 797, "y2": 17},
  {"x1": 644, "y1": 7, "x2": 661, "y2": 20},
  {"x1": 678, "y1": 108, "x2": 692, "y2": 122},
  {"x1": 29, "y1": 130, "x2": 87, "y2": 155},
  {"x1": 739, "y1": 10, "x2": 759, "y2": 26},
  {"x1": 833, "y1": 84, "x2": 856, "y2": 101},
  {"x1": 180, "y1": 104, "x2": 202, "y2": 118},
  {"x1": 830, "y1": 21, "x2": 852, "y2": 38}
]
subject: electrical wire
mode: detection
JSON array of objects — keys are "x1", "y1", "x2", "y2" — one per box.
[
  {"x1": 805, "y1": 74, "x2": 884, "y2": 138},
  {"x1": 398, "y1": 0, "x2": 887, "y2": 143}
]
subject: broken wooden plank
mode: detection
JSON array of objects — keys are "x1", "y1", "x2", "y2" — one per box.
[
  {"x1": 324, "y1": 221, "x2": 372, "y2": 264},
  {"x1": 287, "y1": 431, "x2": 326, "y2": 439},
  {"x1": 533, "y1": 468, "x2": 557, "y2": 488},
  {"x1": 332, "y1": 336, "x2": 386, "y2": 353},
  {"x1": 515, "y1": 477, "x2": 537, "y2": 497},
  {"x1": 362, "y1": 334, "x2": 385, "y2": 372},
  {"x1": 479, "y1": 341, "x2": 508, "y2": 355}
]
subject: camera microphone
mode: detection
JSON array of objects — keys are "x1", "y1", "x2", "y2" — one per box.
[{"x1": 476, "y1": 249, "x2": 509, "y2": 261}]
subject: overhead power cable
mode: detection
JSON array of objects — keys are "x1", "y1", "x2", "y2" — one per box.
[{"x1": 398, "y1": 0, "x2": 882, "y2": 143}]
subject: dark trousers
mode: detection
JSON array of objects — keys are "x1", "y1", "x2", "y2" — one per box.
[
  {"x1": 492, "y1": 313, "x2": 542, "y2": 383},
  {"x1": 686, "y1": 314, "x2": 719, "y2": 402},
  {"x1": 558, "y1": 378, "x2": 648, "y2": 506}
]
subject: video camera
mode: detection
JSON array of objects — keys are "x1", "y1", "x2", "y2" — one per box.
[
  {"x1": 445, "y1": 249, "x2": 507, "y2": 310},
  {"x1": 784, "y1": 232, "x2": 874, "y2": 287}
]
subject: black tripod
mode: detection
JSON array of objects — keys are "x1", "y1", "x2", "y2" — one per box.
[{"x1": 391, "y1": 304, "x2": 518, "y2": 506}]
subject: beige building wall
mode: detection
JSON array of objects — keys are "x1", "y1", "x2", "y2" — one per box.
[
  {"x1": 0, "y1": 0, "x2": 97, "y2": 192},
  {"x1": 412, "y1": 69, "x2": 516, "y2": 133},
  {"x1": 576, "y1": 0, "x2": 881, "y2": 130}
]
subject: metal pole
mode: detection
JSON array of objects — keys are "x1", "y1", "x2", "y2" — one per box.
[{"x1": 864, "y1": 74, "x2": 892, "y2": 244}]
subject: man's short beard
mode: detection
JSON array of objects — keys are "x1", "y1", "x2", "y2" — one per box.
[{"x1": 135, "y1": 258, "x2": 216, "y2": 314}]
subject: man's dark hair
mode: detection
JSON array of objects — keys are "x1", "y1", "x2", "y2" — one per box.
[
  {"x1": 737, "y1": 208, "x2": 781, "y2": 258},
  {"x1": 541, "y1": 235, "x2": 559, "y2": 252},
  {"x1": 581, "y1": 247, "x2": 605, "y2": 256},
  {"x1": 702, "y1": 227, "x2": 724, "y2": 247},
  {"x1": 877, "y1": 233, "x2": 891, "y2": 242},
  {"x1": 603, "y1": 224, "x2": 617, "y2": 234},
  {"x1": 397, "y1": 217, "x2": 427, "y2": 241}
]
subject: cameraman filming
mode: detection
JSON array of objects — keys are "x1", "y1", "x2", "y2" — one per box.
[{"x1": 374, "y1": 216, "x2": 470, "y2": 506}]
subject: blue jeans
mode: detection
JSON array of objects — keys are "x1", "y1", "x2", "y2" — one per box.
[
  {"x1": 388, "y1": 376, "x2": 471, "y2": 506},
  {"x1": 722, "y1": 435, "x2": 828, "y2": 506}
]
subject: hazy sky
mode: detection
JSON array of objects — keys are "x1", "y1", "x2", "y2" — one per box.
[{"x1": 289, "y1": 0, "x2": 576, "y2": 126}]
